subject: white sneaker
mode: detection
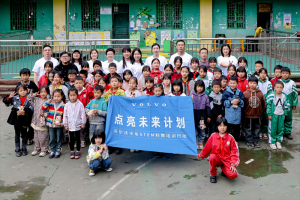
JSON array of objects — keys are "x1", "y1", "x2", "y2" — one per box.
[
  {"x1": 39, "y1": 152, "x2": 48, "y2": 157},
  {"x1": 89, "y1": 170, "x2": 95, "y2": 176},
  {"x1": 270, "y1": 144, "x2": 277, "y2": 150},
  {"x1": 199, "y1": 142, "x2": 204, "y2": 150},
  {"x1": 81, "y1": 141, "x2": 86, "y2": 148},
  {"x1": 197, "y1": 143, "x2": 200, "y2": 150},
  {"x1": 31, "y1": 150, "x2": 40, "y2": 156},
  {"x1": 276, "y1": 142, "x2": 282, "y2": 150},
  {"x1": 104, "y1": 167, "x2": 113, "y2": 172},
  {"x1": 130, "y1": 149, "x2": 135, "y2": 153}
]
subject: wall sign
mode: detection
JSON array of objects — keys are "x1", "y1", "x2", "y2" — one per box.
[{"x1": 100, "y1": 7, "x2": 112, "y2": 15}]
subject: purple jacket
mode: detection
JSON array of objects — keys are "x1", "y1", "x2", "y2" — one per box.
[
  {"x1": 192, "y1": 90, "x2": 210, "y2": 110},
  {"x1": 63, "y1": 99, "x2": 86, "y2": 131}
]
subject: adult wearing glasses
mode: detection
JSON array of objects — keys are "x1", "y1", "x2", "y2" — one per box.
[
  {"x1": 32, "y1": 45, "x2": 59, "y2": 86},
  {"x1": 54, "y1": 51, "x2": 79, "y2": 83}
]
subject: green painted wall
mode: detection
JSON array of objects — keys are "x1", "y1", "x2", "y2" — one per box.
[
  {"x1": 68, "y1": 0, "x2": 200, "y2": 47},
  {"x1": 0, "y1": 0, "x2": 53, "y2": 39},
  {"x1": 212, "y1": 0, "x2": 300, "y2": 38}
]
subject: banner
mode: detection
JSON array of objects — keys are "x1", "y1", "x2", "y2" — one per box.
[{"x1": 105, "y1": 96, "x2": 197, "y2": 155}]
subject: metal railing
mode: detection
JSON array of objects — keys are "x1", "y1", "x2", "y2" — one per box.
[
  {"x1": 0, "y1": 39, "x2": 140, "y2": 78},
  {"x1": 0, "y1": 31, "x2": 32, "y2": 41},
  {"x1": 170, "y1": 37, "x2": 300, "y2": 75}
]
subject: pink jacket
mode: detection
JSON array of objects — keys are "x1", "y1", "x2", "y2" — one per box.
[{"x1": 63, "y1": 100, "x2": 86, "y2": 131}]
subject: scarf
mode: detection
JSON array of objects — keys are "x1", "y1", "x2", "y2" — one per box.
[
  {"x1": 145, "y1": 88, "x2": 154, "y2": 95},
  {"x1": 173, "y1": 91, "x2": 181, "y2": 96},
  {"x1": 191, "y1": 72, "x2": 198, "y2": 80},
  {"x1": 181, "y1": 79, "x2": 191, "y2": 96}
]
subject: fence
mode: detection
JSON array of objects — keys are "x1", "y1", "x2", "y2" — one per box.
[
  {"x1": 170, "y1": 37, "x2": 300, "y2": 75},
  {"x1": 0, "y1": 39, "x2": 140, "y2": 78}
]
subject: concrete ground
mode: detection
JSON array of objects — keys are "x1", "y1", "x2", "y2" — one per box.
[{"x1": 0, "y1": 101, "x2": 299, "y2": 200}]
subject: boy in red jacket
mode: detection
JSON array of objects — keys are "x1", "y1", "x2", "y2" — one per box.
[
  {"x1": 237, "y1": 67, "x2": 249, "y2": 92},
  {"x1": 270, "y1": 65, "x2": 282, "y2": 90},
  {"x1": 197, "y1": 117, "x2": 239, "y2": 183}
]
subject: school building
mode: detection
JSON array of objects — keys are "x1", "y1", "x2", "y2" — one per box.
[{"x1": 1, "y1": 0, "x2": 299, "y2": 47}]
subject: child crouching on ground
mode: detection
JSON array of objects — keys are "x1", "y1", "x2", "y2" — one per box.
[
  {"x1": 197, "y1": 117, "x2": 239, "y2": 183},
  {"x1": 87, "y1": 130, "x2": 113, "y2": 176}
]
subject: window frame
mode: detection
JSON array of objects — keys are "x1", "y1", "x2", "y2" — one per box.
[
  {"x1": 81, "y1": 0, "x2": 101, "y2": 30},
  {"x1": 156, "y1": 0, "x2": 183, "y2": 29},
  {"x1": 227, "y1": 0, "x2": 246, "y2": 29}
]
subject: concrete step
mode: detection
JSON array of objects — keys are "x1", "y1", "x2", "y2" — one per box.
[{"x1": 0, "y1": 85, "x2": 16, "y2": 91}]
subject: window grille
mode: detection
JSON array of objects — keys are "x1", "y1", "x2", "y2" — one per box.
[
  {"x1": 81, "y1": 0, "x2": 100, "y2": 30},
  {"x1": 156, "y1": 0, "x2": 182, "y2": 29},
  {"x1": 227, "y1": 0, "x2": 245, "y2": 29},
  {"x1": 10, "y1": 0, "x2": 37, "y2": 31}
]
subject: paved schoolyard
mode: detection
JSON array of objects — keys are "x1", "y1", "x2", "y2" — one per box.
[{"x1": 0, "y1": 101, "x2": 299, "y2": 200}]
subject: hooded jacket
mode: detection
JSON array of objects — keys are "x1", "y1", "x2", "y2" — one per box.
[
  {"x1": 243, "y1": 88, "x2": 266, "y2": 118},
  {"x1": 192, "y1": 90, "x2": 212, "y2": 123},
  {"x1": 77, "y1": 88, "x2": 90, "y2": 107},
  {"x1": 221, "y1": 86, "x2": 245, "y2": 124},
  {"x1": 63, "y1": 99, "x2": 86, "y2": 131}
]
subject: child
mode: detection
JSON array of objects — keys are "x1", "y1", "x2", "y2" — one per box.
[
  {"x1": 197, "y1": 117, "x2": 239, "y2": 183},
  {"x1": 281, "y1": 67, "x2": 298, "y2": 140},
  {"x1": 221, "y1": 76, "x2": 245, "y2": 142},
  {"x1": 162, "y1": 74, "x2": 172, "y2": 96},
  {"x1": 195, "y1": 65, "x2": 212, "y2": 95},
  {"x1": 226, "y1": 65, "x2": 237, "y2": 80},
  {"x1": 180, "y1": 66, "x2": 194, "y2": 96},
  {"x1": 237, "y1": 67, "x2": 249, "y2": 92},
  {"x1": 220, "y1": 75, "x2": 228, "y2": 94},
  {"x1": 173, "y1": 56, "x2": 183, "y2": 80},
  {"x1": 82, "y1": 61, "x2": 93, "y2": 82},
  {"x1": 207, "y1": 57, "x2": 218, "y2": 79},
  {"x1": 48, "y1": 70, "x2": 56, "y2": 86},
  {"x1": 170, "y1": 79, "x2": 186, "y2": 96},
  {"x1": 143, "y1": 76, "x2": 155, "y2": 96},
  {"x1": 153, "y1": 83, "x2": 165, "y2": 97},
  {"x1": 15, "y1": 68, "x2": 39, "y2": 94},
  {"x1": 99, "y1": 77, "x2": 110, "y2": 97},
  {"x1": 86, "y1": 70, "x2": 104, "y2": 99},
  {"x1": 42, "y1": 89, "x2": 66, "y2": 159},
  {"x1": 93, "y1": 60, "x2": 103, "y2": 75},
  {"x1": 63, "y1": 88, "x2": 86, "y2": 159},
  {"x1": 79, "y1": 70, "x2": 88, "y2": 87},
  {"x1": 3, "y1": 85, "x2": 34, "y2": 157},
  {"x1": 199, "y1": 48, "x2": 209, "y2": 67},
  {"x1": 212, "y1": 68, "x2": 222, "y2": 81},
  {"x1": 270, "y1": 65, "x2": 283, "y2": 89},
  {"x1": 243, "y1": 76, "x2": 266, "y2": 149},
  {"x1": 164, "y1": 64, "x2": 175, "y2": 83},
  {"x1": 237, "y1": 57, "x2": 252, "y2": 79},
  {"x1": 208, "y1": 80, "x2": 224, "y2": 136},
  {"x1": 74, "y1": 76, "x2": 90, "y2": 148},
  {"x1": 150, "y1": 58, "x2": 164, "y2": 84},
  {"x1": 138, "y1": 65, "x2": 151, "y2": 89},
  {"x1": 14, "y1": 68, "x2": 38, "y2": 145},
  {"x1": 253, "y1": 61, "x2": 270, "y2": 80},
  {"x1": 87, "y1": 129, "x2": 113, "y2": 176},
  {"x1": 191, "y1": 80, "x2": 211, "y2": 149},
  {"x1": 49, "y1": 71, "x2": 69, "y2": 102},
  {"x1": 118, "y1": 77, "x2": 125, "y2": 91},
  {"x1": 258, "y1": 68, "x2": 272, "y2": 140},
  {"x1": 189, "y1": 57, "x2": 200, "y2": 80},
  {"x1": 104, "y1": 76, "x2": 126, "y2": 103},
  {"x1": 28, "y1": 85, "x2": 50, "y2": 157},
  {"x1": 65, "y1": 69, "x2": 77, "y2": 89},
  {"x1": 85, "y1": 85, "x2": 107, "y2": 140},
  {"x1": 267, "y1": 81, "x2": 291, "y2": 149},
  {"x1": 105, "y1": 63, "x2": 121, "y2": 82},
  {"x1": 39, "y1": 61, "x2": 53, "y2": 88},
  {"x1": 125, "y1": 77, "x2": 144, "y2": 97},
  {"x1": 122, "y1": 69, "x2": 133, "y2": 91}
]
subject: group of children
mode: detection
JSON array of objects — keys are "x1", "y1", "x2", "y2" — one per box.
[{"x1": 3, "y1": 45, "x2": 298, "y2": 181}]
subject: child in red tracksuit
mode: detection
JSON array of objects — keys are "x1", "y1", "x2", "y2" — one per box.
[
  {"x1": 197, "y1": 117, "x2": 239, "y2": 183},
  {"x1": 237, "y1": 67, "x2": 249, "y2": 92},
  {"x1": 74, "y1": 76, "x2": 91, "y2": 148}
]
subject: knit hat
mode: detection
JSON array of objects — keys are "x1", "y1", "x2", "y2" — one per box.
[{"x1": 93, "y1": 60, "x2": 102, "y2": 67}]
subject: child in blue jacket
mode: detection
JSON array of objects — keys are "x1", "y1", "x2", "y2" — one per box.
[{"x1": 221, "y1": 76, "x2": 244, "y2": 142}]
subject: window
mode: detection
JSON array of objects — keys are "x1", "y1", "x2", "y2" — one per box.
[
  {"x1": 10, "y1": 0, "x2": 37, "y2": 31},
  {"x1": 156, "y1": 0, "x2": 182, "y2": 29},
  {"x1": 81, "y1": 0, "x2": 100, "y2": 30},
  {"x1": 227, "y1": 0, "x2": 245, "y2": 29}
]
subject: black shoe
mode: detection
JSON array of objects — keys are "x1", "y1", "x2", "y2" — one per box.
[
  {"x1": 247, "y1": 143, "x2": 255, "y2": 149},
  {"x1": 254, "y1": 142, "x2": 260, "y2": 148},
  {"x1": 22, "y1": 150, "x2": 28, "y2": 156},
  {"x1": 210, "y1": 176, "x2": 217, "y2": 183},
  {"x1": 285, "y1": 134, "x2": 293, "y2": 140},
  {"x1": 27, "y1": 139, "x2": 34, "y2": 145},
  {"x1": 16, "y1": 151, "x2": 22, "y2": 157},
  {"x1": 115, "y1": 148, "x2": 123, "y2": 155}
]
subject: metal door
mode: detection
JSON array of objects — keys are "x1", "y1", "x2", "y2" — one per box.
[{"x1": 112, "y1": 4, "x2": 129, "y2": 44}]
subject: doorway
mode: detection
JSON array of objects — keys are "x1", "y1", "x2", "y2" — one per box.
[
  {"x1": 112, "y1": 4, "x2": 129, "y2": 43},
  {"x1": 257, "y1": 4, "x2": 272, "y2": 30}
]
